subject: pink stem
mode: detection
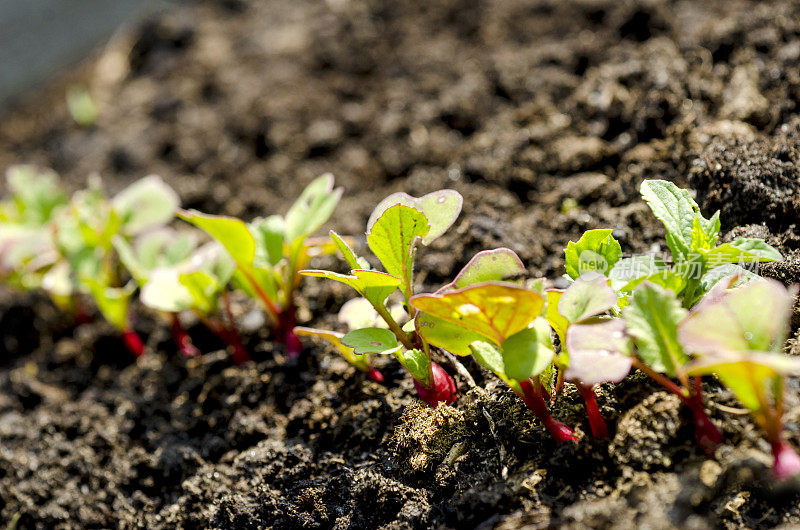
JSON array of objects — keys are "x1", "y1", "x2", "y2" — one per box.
[
  {"x1": 123, "y1": 329, "x2": 145, "y2": 358},
  {"x1": 367, "y1": 367, "x2": 385, "y2": 383},
  {"x1": 171, "y1": 316, "x2": 200, "y2": 358},
  {"x1": 519, "y1": 379, "x2": 577, "y2": 443},
  {"x1": 577, "y1": 383, "x2": 609, "y2": 439},
  {"x1": 771, "y1": 438, "x2": 800, "y2": 478},
  {"x1": 688, "y1": 378, "x2": 723, "y2": 454}
]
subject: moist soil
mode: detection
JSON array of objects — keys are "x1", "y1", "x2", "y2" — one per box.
[{"x1": 2, "y1": 0, "x2": 800, "y2": 528}]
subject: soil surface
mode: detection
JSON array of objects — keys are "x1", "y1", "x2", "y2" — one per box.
[{"x1": 2, "y1": 0, "x2": 800, "y2": 528}]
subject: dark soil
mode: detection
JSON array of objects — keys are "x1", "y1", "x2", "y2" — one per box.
[{"x1": 2, "y1": 0, "x2": 800, "y2": 528}]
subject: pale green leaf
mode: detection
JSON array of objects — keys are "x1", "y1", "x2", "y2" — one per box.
[
  {"x1": 342, "y1": 327, "x2": 400, "y2": 355},
  {"x1": 367, "y1": 204, "x2": 429, "y2": 297},
  {"x1": 113, "y1": 175, "x2": 179, "y2": 235},
  {"x1": 558, "y1": 272, "x2": 617, "y2": 323},
  {"x1": 301, "y1": 268, "x2": 399, "y2": 307},
  {"x1": 368, "y1": 189, "x2": 462, "y2": 245},
  {"x1": 623, "y1": 282, "x2": 688, "y2": 377},
  {"x1": 501, "y1": 317, "x2": 555, "y2": 381},
  {"x1": 565, "y1": 318, "x2": 633, "y2": 385},
  {"x1": 284, "y1": 174, "x2": 342, "y2": 243},
  {"x1": 452, "y1": 247, "x2": 525, "y2": 288}
]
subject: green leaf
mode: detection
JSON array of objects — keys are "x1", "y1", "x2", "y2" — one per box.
[
  {"x1": 411, "y1": 282, "x2": 544, "y2": 345},
  {"x1": 368, "y1": 189, "x2": 462, "y2": 245},
  {"x1": 178, "y1": 270, "x2": 222, "y2": 314},
  {"x1": 564, "y1": 229, "x2": 622, "y2": 279},
  {"x1": 295, "y1": 327, "x2": 371, "y2": 373},
  {"x1": 545, "y1": 289, "x2": 569, "y2": 345},
  {"x1": 706, "y1": 239, "x2": 783, "y2": 266},
  {"x1": 301, "y1": 269, "x2": 399, "y2": 307},
  {"x1": 250, "y1": 215, "x2": 285, "y2": 266},
  {"x1": 367, "y1": 204, "x2": 429, "y2": 298},
  {"x1": 469, "y1": 340, "x2": 506, "y2": 375},
  {"x1": 640, "y1": 180, "x2": 716, "y2": 260},
  {"x1": 180, "y1": 210, "x2": 255, "y2": 270},
  {"x1": 623, "y1": 282, "x2": 688, "y2": 377},
  {"x1": 330, "y1": 230, "x2": 362, "y2": 270},
  {"x1": 564, "y1": 318, "x2": 633, "y2": 385},
  {"x1": 690, "y1": 214, "x2": 720, "y2": 252},
  {"x1": 82, "y1": 278, "x2": 134, "y2": 331},
  {"x1": 342, "y1": 328, "x2": 400, "y2": 355},
  {"x1": 679, "y1": 279, "x2": 792, "y2": 355},
  {"x1": 501, "y1": 317, "x2": 555, "y2": 381},
  {"x1": 400, "y1": 348, "x2": 433, "y2": 386},
  {"x1": 452, "y1": 247, "x2": 526, "y2": 288},
  {"x1": 558, "y1": 272, "x2": 617, "y2": 323},
  {"x1": 284, "y1": 174, "x2": 342, "y2": 243},
  {"x1": 113, "y1": 175, "x2": 179, "y2": 235}
]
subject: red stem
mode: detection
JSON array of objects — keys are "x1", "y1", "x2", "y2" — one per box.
[
  {"x1": 413, "y1": 362, "x2": 457, "y2": 408},
  {"x1": 123, "y1": 329, "x2": 145, "y2": 358},
  {"x1": 202, "y1": 317, "x2": 251, "y2": 365},
  {"x1": 519, "y1": 379, "x2": 577, "y2": 443},
  {"x1": 367, "y1": 367, "x2": 385, "y2": 383},
  {"x1": 171, "y1": 315, "x2": 200, "y2": 358},
  {"x1": 577, "y1": 383, "x2": 609, "y2": 439}
]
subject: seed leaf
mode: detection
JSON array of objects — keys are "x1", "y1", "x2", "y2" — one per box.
[
  {"x1": 400, "y1": 348, "x2": 433, "y2": 386},
  {"x1": 451, "y1": 247, "x2": 526, "y2": 288},
  {"x1": 301, "y1": 269, "x2": 399, "y2": 307},
  {"x1": 342, "y1": 327, "x2": 400, "y2": 355},
  {"x1": 565, "y1": 318, "x2": 633, "y2": 385},
  {"x1": 469, "y1": 340, "x2": 506, "y2": 375},
  {"x1": 368, "y1": 190, "x2": 462, "y2": 245},
  {"x1": 295, "y1": 327, "x2": 370, "y2": 372},
  {"x1": 564, "y1": 229, "x2": 622, "y2": 279},
  {"x1": 558, "y1": 272, "x2": 617, "y2": 323},
  {"x1": 415, "y1": 312, "x2": 488, "y2": 356},
  {"x1": 679, "y1": 279, "x2": 792, "y2": 355},
  {"x1": 411, "y1": 282, "x2": 544, "y2": 345},
  {"x1": 623, "y1": 282, "x2": 688, "y2": 377},
  {"x1": 706, "y1": 239, "x2": 783, "y2": 264}
]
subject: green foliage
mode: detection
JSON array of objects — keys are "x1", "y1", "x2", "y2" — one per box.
[
  {"x1": 564, "y1": 229, "x2": 622, "y2": 279},
  {"x1": 623, "y1": 282, "x2": 688, "y2": 377}
]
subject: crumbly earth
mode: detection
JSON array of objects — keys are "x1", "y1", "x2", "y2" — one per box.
[{"x1": 2, "y1": 0, "x2": 800, "y2": 528}]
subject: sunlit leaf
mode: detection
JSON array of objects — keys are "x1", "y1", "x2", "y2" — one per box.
[
  {"x1": 284, "y1": 174, "x2": 342, "y2": 243},
  {"x1": 706, "y1": 239, "x2": 783, "y2": 265},
  {"x1": 82, "y1": 278, "x2": 134, "y2": 331},
  {"x1": 415, "y1": 311, "x2": 488, "y2": 356},
  {"x1": 141, "y1": 267, "x2": 194, "y2": 312},
  {"x1": 451, "y1": 247, "x2": 526, "y2": 288},
  {"x1": 295, "y1": 327, "x2": 370, "y2": 372},
  {"x1": 366, "y1": 204, "x2": 429, "y2": 297},
  {"x1": 411, "y1": 282, "x2": 544, "y2": 345}
]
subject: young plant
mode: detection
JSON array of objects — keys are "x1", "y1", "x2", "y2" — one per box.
[
  {"x1": 53, "y1": 175, "x2": 180, "y2": 356},
  {"x1": 301, "y1": 190, "x2": 463, "y2": 407},
  {"x1": 680, "y1": 278, "x2": 800, "y2": 478},
  {"x1": 546, "y1": 272, "x2": 633, "y2": 439},
  {"x1": 179, "y1": 174, "x2": 342, "y2": 357},
  {"x1": 609, "y1": 180, "x2": 781, "y2": 306},
  {"x1": 409, "y1": 247, "x2": 575, "y2": 441},
  {"x1": 137, "y1": 242, "x2": 248, "y2": 362},
  {"x1": 622, "y1": 282, "x2": 722, "y2": 453},
  {"x1": 0, "y1": 166, "x2": 68, "y2": 303}
]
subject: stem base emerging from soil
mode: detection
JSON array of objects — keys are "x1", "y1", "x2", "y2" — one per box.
[
  {"x1": 519, "y1": 379, "x2": 577, "y2": 443},
  {"x1": 413, "y1": 362, "x2": 456, "y2": 407}
]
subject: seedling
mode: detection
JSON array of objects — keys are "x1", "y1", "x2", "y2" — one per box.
[
  {"x1": 301, "y1": 190, "x2": 463, "y2": 407},
  {"x1": 609, "y1": 180, "x2": 781, "y2": 306},
  {"x1": 407, "y1": 247, "x2": 571, "y2": 440},
  {"x1": 546, "y1": 272, "x2": 633, "y2": 438},
  {"x1": 623, "y1": 282, "x2": 722, "y2": 453},
  {"x1": 54, "y1": 175, "x2": 180, "y2": 356},
  {"x1": 179, "y1": 174, "x2": 343, "y2": 357},
  {"x1": 680, "y1": 278, "x2": 800, "y2": 477}
]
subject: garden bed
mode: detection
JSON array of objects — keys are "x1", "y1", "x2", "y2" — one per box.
[{"x1": 1, "y1": 0, "x2": 800, "y2": 527}]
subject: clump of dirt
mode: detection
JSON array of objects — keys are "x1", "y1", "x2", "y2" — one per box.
[{"x1": 2, "y1": 0, "x2": 800, "y2": 527}]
